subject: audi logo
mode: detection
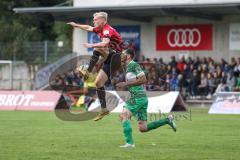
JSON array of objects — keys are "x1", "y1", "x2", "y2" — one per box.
[{"x1": 167, "y1": 28, "x2": 201, "y2": 47}]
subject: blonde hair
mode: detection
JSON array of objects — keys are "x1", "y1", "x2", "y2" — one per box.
[{"x1": 93, "y1": 12, "x2": 108, "y2": 21}]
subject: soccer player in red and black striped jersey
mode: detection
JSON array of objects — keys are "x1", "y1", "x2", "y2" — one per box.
[{"x1": 67, "y1": 12, "x2": 123, "y2": 121}]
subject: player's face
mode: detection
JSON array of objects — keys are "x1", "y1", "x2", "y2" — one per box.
[
  {"x1": 93, "y1": 16, "x2": 105, "y2": 28},
  {"x1": 122, "y1": 52, "x2": 132, "y2": 63},
  {"x1": 121, "y1": 52, "x2": 127, "y2": 61}
]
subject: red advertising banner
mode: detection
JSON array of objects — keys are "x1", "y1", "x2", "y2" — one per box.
[
  {"x1": 156, "y1": 24, "x2": 213, "y2": 51},
  {"x1": 0, "y1": 91, "x2": 61, "y2": 111}
]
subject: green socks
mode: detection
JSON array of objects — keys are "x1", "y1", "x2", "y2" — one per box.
[
  {"x1": 147, "y1": 118, "x2": 169, "y2": 131},
  {"x1": 122, "y1": 120, "x2": 134, "y2": 144},
  {"x1": 122, "y1": 118, "x2": 170, "y2": 144}
]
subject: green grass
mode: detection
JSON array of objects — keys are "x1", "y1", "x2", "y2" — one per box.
[{"x1": 0, "y1": 108, "x2": 239, "y2": 160}]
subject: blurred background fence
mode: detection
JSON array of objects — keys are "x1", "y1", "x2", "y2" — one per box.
[{"x1": 0, "y1": 41, "x2": 73, "y2": 90}]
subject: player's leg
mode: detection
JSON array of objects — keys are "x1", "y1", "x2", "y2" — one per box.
[
  {"x1": 109, "y1": 51, "x2": 122, "y2": 79},
  {"x1": 119, "y1": 108, "x2": 135, "y2": 148},
  {"x1": 135, "y1": 99, "x2": 177, "y2": 132},
  {"x1": 138, "y1": 114, "x2": 177, "y2": 132},
  {"x1": 93, "y1": 50, "x2": 121, "y2": 121},
  {"x1": 80, "y1": 48, "x2": 109, "y2": 80},
  {"x1": 93, "y1": 69, "x2": 109, "y2": 121},
  {"x1": 88, "y1": 48, "x2": 109, "y2": 72}
]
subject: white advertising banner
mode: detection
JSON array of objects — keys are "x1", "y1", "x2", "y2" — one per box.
[
  {"x1": 88, "y1": 91, "x2": 186, "y2": 113},
  {"x1": 229, "y1": 23, "x2": 240, "y2": 50},
  {"x1": 209, "y1": 92, "x2": 240, "y2": 114}
]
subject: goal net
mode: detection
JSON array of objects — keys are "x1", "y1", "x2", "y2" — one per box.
[{"x1": 0, "y1": 60, "x2": 13, "y2": 90}]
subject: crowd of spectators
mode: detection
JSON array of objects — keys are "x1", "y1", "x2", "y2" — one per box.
[
  {"x1": 52, "y1": 55, "x2": 240, "y2": 100},
  {"x1": 134, "y1": 56, "x2": 240, "y2": 99}
]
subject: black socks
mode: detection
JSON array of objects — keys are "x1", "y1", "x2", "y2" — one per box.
[
  {"x1": 97, "y1": 86, "x2": 106, "y2": 109},
  {"x1": 88, "y1": 50, "x2": 100, "y2": 72}
]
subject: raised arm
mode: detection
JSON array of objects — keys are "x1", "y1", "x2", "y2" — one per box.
[{"x1": 67, "y1": 22, "x2": 94, "y2": 32}]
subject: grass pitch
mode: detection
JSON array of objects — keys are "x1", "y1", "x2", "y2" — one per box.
[{"x1": 0, "y1": 108, "x2": 239, "y2": 160}]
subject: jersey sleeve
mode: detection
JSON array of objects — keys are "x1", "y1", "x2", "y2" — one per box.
[
  {"x1": 93, "y1": 27, "x2": 99, "y2": 33},
  {"x1": 134, "y1": 63, "x2": 145, "y2": 77},
  {"x1": 102, "y1": 29, "x2": 112, "y2": 39}
]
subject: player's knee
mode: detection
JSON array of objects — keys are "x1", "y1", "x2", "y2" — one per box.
[
  {"x1": 138, "y1": 122, "x2": 148, "y2": 132},
  {"x1": 94, "y1": 48, "x2": 105, "y2": 57},
  {"x1": 93, "y1": 48, "x2": 101, "y2": 54},
  {"x1": 120, "y1": 111, "x2": 129, "y2": 121},
  {"x1": 95, "y1": 80, "x2": 104, "y2": 88}
]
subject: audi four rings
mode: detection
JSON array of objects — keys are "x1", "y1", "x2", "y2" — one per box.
[{"x1": 167, "y1": 28, "x2": 201, "y2": 47}]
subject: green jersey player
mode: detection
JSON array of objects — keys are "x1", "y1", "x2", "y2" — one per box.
[{"x1": 116, "y1": 49, "x2": 177, "y2": 148}]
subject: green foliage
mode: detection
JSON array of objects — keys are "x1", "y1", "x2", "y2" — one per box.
[{"x1": 0, "y1": 0, "x2": 72, "y2": 63}]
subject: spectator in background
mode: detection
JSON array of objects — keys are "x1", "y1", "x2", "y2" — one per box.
[
  {"x1": 198, "y1": 73, "x2": 208, "y2": 98},
  {"x1": 208, "y1": 60, "x2": 216, "y2": 73},
  {"x1": 213, "y1": 72, "x2": 221, "y2": 85},
  {"x1": 72, "y1": 71, "x2": 84, "y2": 87},
  {"x1": 202, "y1": 57, "x2": 208, "y2": 67},
  {"x1": 202, "y1": 64, "x2": 208, "y2": 75},
  {"x1": 177, "y1": 57, "x2": 186, "y2": 73},
  {"x1": 220, "y1": 71, "x2": 228, "y2": 87},
  {"x1": 215, "y1": 72, "x2": 228, "y2": 93},
  {"x1": 220, "y1": 58, "x2": 227, "y2": 71},
  {"x1": 207, "y1": 73, "x2": 217, "y2": 99},
  {"x1": 216, "y1": 65, "x2": 222, "y2": 78},
  {"x1": 146, "y1": 78, "x2": 155, "y2": 91},
  {"x1": 164, "y1": 74, "x2": 171, "y2": 91},
  {"x1": 226, "y1": 72, "x2": 236, "y2": 91},
  {"x1": 189, "y1": 69, "x2": 200, "y2": 99},
  {"x1": 149, "y1": 67, "x2": 160, "y2": 91},
  {"x1": 158, "y1": 58, "x2": 166, "y2": 66},
  {"x1": 182, "y1": 64, "x2": 192, "y2": 97},
  {"x1": 233, "y1": 58, "x2": 240, "y2": 75},
  {"x1": 144, "y1": 58, "x2": 152, "y2": 71},
  {"x1": 140, "y1": 55, "x2": 146, "y2": 62},
  {"x1": 193, "y1": 56, "x2": 201, "y2": 68},
  {"x1": 230, "y1": 57, "x2": 237, "y2": 70},
  {"x1": 223, "y1": 63, "x2": 231, "y2": 73},
  {"x1": 51, "y1": 74, "x2": 65, "y2": 86},
  {"x1": 64, "y1": 72, "x2": 73, "y2": 85},
  {"x1": 169, "y1": 56, "x2": 177, "y2": 68},
  {"x1": 158, "y1": 65, "x2": 167, "y2": 79},
  {"x1": 178, "y1": 74, "x2": 184, "y2": 93},
  {"x1": 166, "y1": 65, "x2": 172, "y2": 75},
  {"x1": 171, "y1": 66, "x2": 179, "y2": 75},
  {"x1": 207, "y1": 57, "x2": 213, "y2": 64},
  {"x1": 170, "y1": 73, "x2": 179, "y2": 91},
  {"x1": 235, "y1": 75, "x2": 240, "y2": 91},
  {"x1": 187, "y1": 57, "x2": 194, "y2": 66}
]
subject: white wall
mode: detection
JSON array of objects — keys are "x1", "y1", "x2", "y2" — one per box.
[
  {"x1": 73, "y1": 28, "x2": 88, "y2": 55},
  {"x1": 141, "y1": 15, "x2": 240, "y2": 62}
]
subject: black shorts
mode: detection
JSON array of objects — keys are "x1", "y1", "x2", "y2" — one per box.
[
  {"x1": 102, "y1": 50, "x2": 121, "y2": 79},
  {"x1": 87, "y1": 88, "x2": 97, "y2": 97}
]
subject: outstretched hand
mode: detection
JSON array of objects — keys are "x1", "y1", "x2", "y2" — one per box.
[{"x1": 67, "y1": 22, "x2": 77, "y2": 27}]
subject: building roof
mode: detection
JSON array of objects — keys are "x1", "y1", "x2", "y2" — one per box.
[{"x1": 13, "y1": 2, "x2": 240, "y2": 22}]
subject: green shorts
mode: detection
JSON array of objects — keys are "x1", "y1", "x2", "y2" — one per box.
[{"x1": 124, "y1": 96, "x2": 148, "y2": 121}]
